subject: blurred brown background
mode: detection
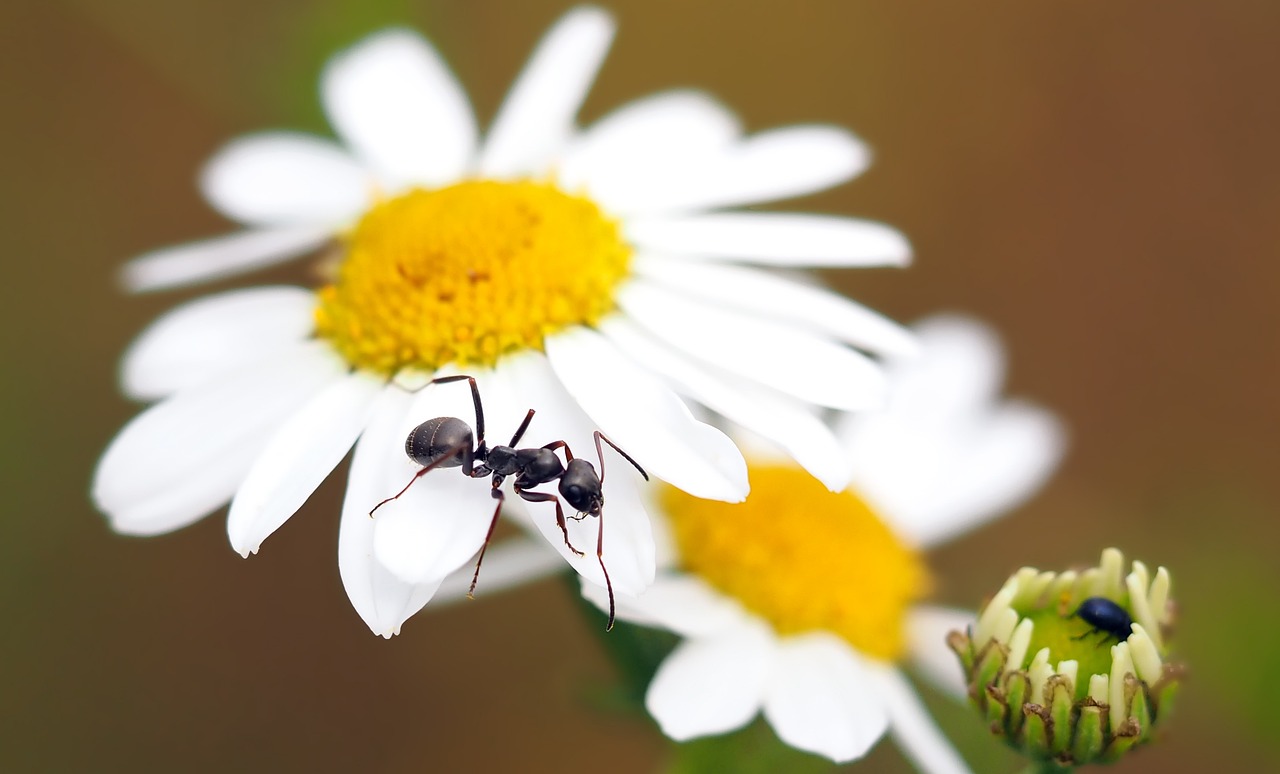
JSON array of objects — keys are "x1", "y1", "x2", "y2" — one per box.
[{"x1": 2, "y1": 1, "x2": 1278, "y2": 771}]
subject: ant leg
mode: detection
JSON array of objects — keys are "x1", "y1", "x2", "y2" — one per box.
[
  {"x1": 516, "y1": 488, "x2": 585, "y2": 556},
  {"x1": 426, "y1": 375, "x2": 486, "y2": 449},
  {"x1": 508, "y1": 409, "x2": 535, "y2": 447},
  {"x1": 541, "y1": 439, "x2": 572, "y2": 461},
  {"x1": 595, "y1": 502, "x2": 615, "y2": 631},
  {"x1": 369, "y1": 441, "x2": 471, "y2": 517},
  {"x1": 595, "y1": 431, "x2": 649, "y2": 482},
  {"x1": 468, "y1": 482, "x2": 507, "y2": 598}
]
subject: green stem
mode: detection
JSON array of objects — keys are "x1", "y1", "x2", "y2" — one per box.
[
  {"x1": 1017, "y1": 762, "x2": 1072, "y2": 774},
  {"x1": 663, "y1": 720, "x2": 835, "y2": 774}
]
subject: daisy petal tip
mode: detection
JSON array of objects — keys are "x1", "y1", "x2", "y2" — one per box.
[
  {"x1": 886, "y1": 235, "x2": 913, "y2": 267},
  {"x1": 563, "y1": 5, "x2": 616, "y2": 37},
  {"x1": 818, "y1": 471, "x2": 853, "y2": 494}
]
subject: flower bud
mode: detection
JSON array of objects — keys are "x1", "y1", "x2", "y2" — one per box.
[{"x1": 948, "y1": 548, "x2": 1184, "y2": 767}]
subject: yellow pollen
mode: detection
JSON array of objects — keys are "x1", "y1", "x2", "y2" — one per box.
[
  {"x1": 663, "y1": 465, "x2": 930, "y2": 661},
  {"x1": 315, "y1": 180, "x2": 631, "y2": 373}
]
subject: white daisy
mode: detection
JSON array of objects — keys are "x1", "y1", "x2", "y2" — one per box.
[
  {"x1": 92, "y1": 7, "x2": 914, "y2": 638},
  {"x1": 582, "y1": 316, "x2": 1066, "y2": 771}
]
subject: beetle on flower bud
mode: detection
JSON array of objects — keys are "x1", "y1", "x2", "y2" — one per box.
[{"x1": 948, "y1": 548, "x2": 1185, "y2": 768}]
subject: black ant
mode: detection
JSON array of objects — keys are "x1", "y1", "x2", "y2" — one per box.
[{"x1": 369, "y1": 374, "x2": 648, "y2": 630}]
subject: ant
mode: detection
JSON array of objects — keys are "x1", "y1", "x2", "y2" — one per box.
[
  {"x1": 369, "y1": 374, "x2": 648, "y2": 630},
  {"x1": 1070, "y1": 597, "x2": 1134, "y2": 644}
]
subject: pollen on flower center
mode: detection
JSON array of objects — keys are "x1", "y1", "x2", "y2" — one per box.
[
  {"x1": 315, "y1": 180, "x2": 631, "y2": 373},
  {"x1": 663, "y1": 465, "x2": 929, "y2": 661}
]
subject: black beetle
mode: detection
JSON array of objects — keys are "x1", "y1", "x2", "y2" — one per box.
[{"x1": 1071, "y1": 597, "x2": 1134, "y2": 643}]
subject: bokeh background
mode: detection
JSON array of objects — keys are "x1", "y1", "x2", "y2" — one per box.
[{"x1": 3, "y1": 1, "x2": 1278, "y2": 771}]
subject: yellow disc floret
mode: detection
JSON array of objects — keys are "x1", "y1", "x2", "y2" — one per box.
[
  {"x1": 664, "y1": 465, "x2": 929, "y2": 661},
  {"x1": 315, "y1": 180, "x2": 631, "y2": 373}
]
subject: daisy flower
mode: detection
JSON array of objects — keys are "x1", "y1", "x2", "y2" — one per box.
[
  {"x1": 582, "y1": 316, "x2": 1066, "y2": 771},
  {"x1": 92, "y1": 6, "x2": 913, "y2": 638}
]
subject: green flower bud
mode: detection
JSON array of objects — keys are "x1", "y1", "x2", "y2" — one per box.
[{"x1": 948, "y1": 548, "x2": 1184, "y2": 769}]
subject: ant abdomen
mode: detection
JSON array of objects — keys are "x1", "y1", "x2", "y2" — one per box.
[{"x1": 406, "y1": 416, "x2": 473, "y2": 468}]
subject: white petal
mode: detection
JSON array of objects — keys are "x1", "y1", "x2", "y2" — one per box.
[
  {"x1": 558, "y1": 89, "x2": 740, "y2": 192},
  {"x1": 478, "y1": 6, "x2": 614, "y2": 178},
  {"x1": 898, "y1": 402, "x2": 1065, "y2": 547},
  {"x1": 647, "y1": 621, "x2": 775, "y2": 740},
  {"x1": 545, "y1": 327, "x2": 747, "y2": 502},
  {"x1": 869, "y1": 316, "x2": 1006, "y2": 424},
  {"x1": 93, "y1": 342, "x2": 346, "y2": 535},
  {"x1": 871, "y1": 667, "x2": 973, "y2": 774},
  {"x1": 601, "y1": 125, "x2": 869, "y2": 214},
  {"x1": 908, "y1": 606, "x2": 975, "y2": 701},
  {"x1": 618, "y1": 281, "x2": 887, "y2": 410},
  {"x1": 581, "y1": 573, "x2": 746, "y2": 638},
  {"x1": 121, "y1": 226, "x2": 331, "y2": 293},
  {"x1": 121, "y1": 286, "x2": 317, "y2": 401},
  {"x1": 489, "y1": 353, "x2": 656, "y2": 596},
  {"x1": 370, "y1": 369, "x2": 506, "y2": 584},
  {"x1": 840, "y1": 315, "x2": 1064, "y2": 547},
  {"x1": 433, "y1": 537, "x2": 566, "y2": 604},
  {"x1": 633, "y1": 255, "x2": 917, "y2": 357},
  {"x1": 600, "y1": 317, "x2": 851, "y2": 490},
  {"x1": 199, "y1": 132, "x2": 371, "y2": 226},
  {"x1": 627, "y1": 213, "x2": 910, "y2": 267},
  {"x1": 763, "y1": 634, "x2": 889, "y2": 763},
  {"x1": 339, "y1": 386, "x2": 443, "y2": 638},
  {"x1": 323, "y1": 29, "x2": 476, "y2": 188},
  {"x1": 227, "y1": 371, "x2": 383, "y2": 556}
]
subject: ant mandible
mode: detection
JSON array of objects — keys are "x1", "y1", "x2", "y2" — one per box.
[{"x1": 368, "y1": 374, "x2": 648, "y2": 630}]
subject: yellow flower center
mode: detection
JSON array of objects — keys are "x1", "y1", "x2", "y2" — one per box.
[
  {"x1": 315, "y1": 180, "x2": 631, "y2": 373},
  {"x1": 663, "y1": 465, "x2": 929, "y2": 661}
]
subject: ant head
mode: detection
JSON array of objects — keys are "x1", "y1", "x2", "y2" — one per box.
[{"x1": 560, "y1": 458, "x2": 603, "y2": 516}]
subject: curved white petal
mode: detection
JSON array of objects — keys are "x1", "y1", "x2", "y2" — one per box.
[
  {"x1": 908, "y1": 606, "x2": 975, "y2": 701},
  {"x1": 763, "y1": 634, "x2": 889, "y2": 763},
  {"x1": 867, "y1": 316, "x2": 1006, "y2": 425},
  {"x1": 227, "y1": 371, "x2": 383, "y2": 556},
  {"x1": 93, "y1": 342, "x2": 346, "y2": 535},
  {"x1": 617, "y1": 281, "x2": 887, "y2": 410},
  {"x1": 647, "y1": 621, "x2": 775, "y2": 740},
  {"x1": 601, "y1": 125, "x2": 869, "y2": 214},
  {"x1": 839, "y1": 315, "x2": 1064, "y2": 547},
  {"x1": 478, "y1": 6, "x2": 614, "y2": 178},
  {"x1": 896, "y1": 402, "x2": 1065, "y2": 547},
  {"x1": 323, "y1": 29, "x2": 476, "y2": 188},
  {"x1": 433, "y1": 537, "x2": 566, "y2": 604},
  {"x1": 558, "y1": 89, "x2": 740, "y2": 192},
  {"x1": 582, "y1": 573, "x2": 746, "y2": 638},
  {"x1": 490, "y1": 352, "x2": 656, "y2": 596},
  {"x1": 121, "y1": 226, "x2": 330, "y2": 293},
  {"x1": 199, "y1": 132, "x2": 371, "y2": 226},
  {"x1": 545, "y1": 327, "x2": 747, "y2": 502},
  {"x1": 600, "y1": 317, "x2": 851, "y2": 490},
  {"x1": 626, "y1": 213, "x2": 910, "y2": 268},
  {"x1": 870, "y1": 666, "x2": 973, "y2": 774},
  {"x1": 339, "y1": 386, "x2": 444, "y2": 638},
  {"x1": 633, "y1": 255, "x2": 917, "y2": 357},
  {"x1": 121, "y1": 286, "x2": 317, "y2": 401},
  {"x1": 370, "y1": 369, "x2": 507, "y2": 584}
]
